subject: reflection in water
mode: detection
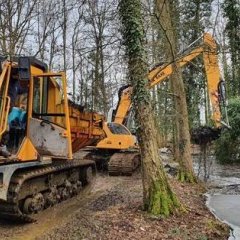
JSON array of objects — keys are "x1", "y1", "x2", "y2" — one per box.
[
  {"x1": 207, "y1": 195, "x2": 240, "y2": 240},
  {"x1": 194, "y1": 153, "x2": 240, "y2": 240},
  {"x1": 193, "y1": 155, "x2": 240, "y2": 187}
]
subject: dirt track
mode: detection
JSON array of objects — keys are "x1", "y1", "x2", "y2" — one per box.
[
  {"x1": 0, "y1": 173, "x2": 142, "y2": 240},
  {"x1": 0, "y1": 169, "x2": 229, "y2": 240}
]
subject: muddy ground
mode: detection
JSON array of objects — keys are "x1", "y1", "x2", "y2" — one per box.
[{"x1": 0, "y1": 168, "x2": 229, "y2": 240}]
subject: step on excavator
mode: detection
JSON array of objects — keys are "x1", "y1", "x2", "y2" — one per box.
[
  {"x1": 0, "y1": 56, "x2": 105, "y2": 222},
  {"x1": 93, "y1": 32, "x2": 229, "y2": 176}
]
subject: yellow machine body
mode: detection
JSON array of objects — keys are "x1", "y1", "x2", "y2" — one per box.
[
  {"x1": 96, "y1": 122, "x2": 137, "y2": 149},
  {"x1": 0, "y1": 58, "x2": 105, "y2": 163},
  {"x1": 0, "y1": 57, "x2": 105, "y2": 221}
]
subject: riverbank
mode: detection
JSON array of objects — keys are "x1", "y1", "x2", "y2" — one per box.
[
  {"x1": 192, "y1": 149, "x2": 240, "y2": 240},
  {"x1": 207, "y1": 194, "x2": 240, "y2": 240}
]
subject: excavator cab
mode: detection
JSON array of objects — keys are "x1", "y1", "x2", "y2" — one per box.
[
  {"x1": 0, "y1": 57, "x2": 72, "y2": 162},
  {"x1": 97, "y1": 122, "x2": 137, "y2": 150}
]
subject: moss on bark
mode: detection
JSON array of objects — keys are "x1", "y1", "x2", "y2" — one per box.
[
  {"x1": 119, "y1": 0, "x2": 182, "y2": 217},
  {"x1": 147, "y1": 179, "x2": 181, "y2": 217},
  {"x1": 178, "y1": 169, "x2": 197, "y2": 183}
]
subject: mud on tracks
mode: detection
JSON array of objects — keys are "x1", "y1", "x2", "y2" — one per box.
[{"x1": 0, "y1": 174, "x2": 141, "y2": 240}]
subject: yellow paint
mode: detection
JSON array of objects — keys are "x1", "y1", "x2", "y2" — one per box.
[
  {"x1": 61, "y1": 72, "x2": 73, "y2": 159},
  {"x1": 99, "y1": 33, "x2": 223, "y2": 151},
  {"x1": 0, "y1": 58, "x2": 104, "y2": 163},
  {"x1": 17, "y1": 137, "x2": 38, "y2": 161},
  {"x1": 114, "y1": 33, "x2": 222, "y2": 128},
  {"x1": 97, "y1": 122, "x2": 137, "y2": 150},
  {"x1": 0, "y1": 33, "x2": 222, "y2": 162},
  {"x1": 114, "y1": 87, "x2": 133, "y2": 125},
  {"x1": 0, "y1": 64, "x2": 11, "y2": 137}
]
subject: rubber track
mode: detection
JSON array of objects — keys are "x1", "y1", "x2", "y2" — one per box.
[
  {"x1": 0, "y1": 160, "x2": 94, "y2": 222},
  {"x1": 108, "y1": 152, "x2": 140, "y2": 176}
]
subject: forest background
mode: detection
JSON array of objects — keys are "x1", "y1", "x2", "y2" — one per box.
[{"x1": 0, "y1": 0, "x2": 239, "y2": 145}]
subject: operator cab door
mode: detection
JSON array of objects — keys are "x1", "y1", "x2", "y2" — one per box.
[{"x1": 27, "y1": 73, "x2": 72, "y2": 159}]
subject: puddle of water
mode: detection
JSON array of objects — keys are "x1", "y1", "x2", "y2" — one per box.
[
  {"x1": 206, "y1": 194, "x2": 240, "y2": 240},
  {"x1": 14, "y1": 186, "x2": 95, "y2": 240},
  {"x1": 229, "y1": 228, "x2": 240, "y2": 240},
  {"x1": 193, "y1": 155, "x2": 240, "y2": 186},
  {"x1": 192, "y1": 154, "x2": 240, "y2": 239}
]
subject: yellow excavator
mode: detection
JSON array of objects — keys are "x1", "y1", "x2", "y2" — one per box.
[
  {"x1": 0, "y1": 56, "x2": 105, "y2": 222},
  {"x1": 94, "y1": 32, "x2": 228, "y2": 175},
  {"x1": 0, "y1": 32, "x2": 227, "y2": 222}
]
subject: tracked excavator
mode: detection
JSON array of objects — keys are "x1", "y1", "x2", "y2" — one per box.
[
  {"x1": 0, "y1": 56, "x2": 105, "y2": 222},
  {"x1": 94, "y1": 32, "x2": 229, "y2": 176},
  {"x1": 0, "y1": 33, "x2": 227, "y2": 222}
]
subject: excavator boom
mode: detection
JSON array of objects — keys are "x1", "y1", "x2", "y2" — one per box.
[
  {"x1": 99, "y1": 33, "x2": 228, "y2": 175},
  {"x1": 113, "y1": 33, "x2": 226, "y2": 128}
]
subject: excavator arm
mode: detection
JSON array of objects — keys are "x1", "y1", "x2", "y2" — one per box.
[
  {"x1": 113, "y1": 33, "x2": 228, "y2": 129},
  {"x1": 96, "y1": 33, "x2": 228, "y2": 176}
]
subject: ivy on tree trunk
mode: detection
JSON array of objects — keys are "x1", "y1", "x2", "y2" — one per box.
[{"x1": 119, "y1": 0, "x2": 181, "y2": 216}]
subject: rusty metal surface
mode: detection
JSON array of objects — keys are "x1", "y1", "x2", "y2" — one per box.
[{"x1": 69, "y1": 105, "x2": 105, "y2": 153}]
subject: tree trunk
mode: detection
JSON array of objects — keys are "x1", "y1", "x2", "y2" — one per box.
[
  {"x1": 94, "y1": 41, "x2": 101, "y2": 111},
  {"x1": 155, "y1": 0, "x2": 196, "y2": 183},
  {"x1": 119, "y1": 0, "x2": 181, "y2": 216},
  {"x1": 99, "y1": 38, "x2": 108, "y2": 115},
  {"x1": 62, "y1": 0, "x2": 67, "y2": 74}
]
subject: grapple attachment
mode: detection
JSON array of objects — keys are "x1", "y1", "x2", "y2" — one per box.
[{"x1": 191, "y1": 126, "x2": 222, "y2": 145}]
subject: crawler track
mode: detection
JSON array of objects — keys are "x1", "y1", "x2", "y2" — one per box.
[
  {"x1": 108, "y1": 152, "x2": 140, "y2": 176},
  {"x1": 0, "y1": 159, "x2": 95, "y2": 222}
]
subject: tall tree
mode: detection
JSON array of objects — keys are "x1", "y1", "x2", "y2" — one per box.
[
  {"x1": 83, "y1": 0, "x2": 114, "y2": 115},
  {"x1": 71, "y1": 3, "x2": 85, "y2": 101},
  {"x1": 180, "y1": 0, "x2": 213, "y2": 127},
  {"x1": 119, "y1": 0, "x2": 180, "y2": 216},
  {"x1": 0, "y1": 0, "x2": 37, "y2": 55},
  {"x1": 155, "y1": 0, "x2": 196, "y2": 182},
  {"x1": 222, "y1": 0, "x2": 240, "y2": 97}
]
